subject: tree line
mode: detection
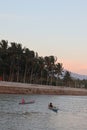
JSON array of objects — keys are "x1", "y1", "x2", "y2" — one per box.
[{"x1": 0, "y1": 40, "x2": 87, "y2": 88}]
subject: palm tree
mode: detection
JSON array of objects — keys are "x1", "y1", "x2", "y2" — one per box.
[
  {"x1": 55, "y1": 63, "x2": 63, "y2": 86},
  {"x1": 8, "y1": 42, "x2": 18, "y2": 81},
  {"x1": 44, "y1": 56, "x2": 51, "y2": 85},
  {"x1": 0, "y1": 40, "x2": 9, "y2": 80},
  {"x1": 23, "y1": 48, "x2": 35, "y2": 83},
  {"x1": 63, "y1": 71, "x2": 72, "y2": 87},
  {"x1": 29, "y1": 51, "x2": 36, "y2": 83},
  {"x1": 37, "y1": 57, "x2": 45, "y2": 84},
  {"x1": 15, "y1": 43, "x2": 23, "y2": 82},
  {"x1": 44, "y1": 56, "x2": 56, "y2": 85}
]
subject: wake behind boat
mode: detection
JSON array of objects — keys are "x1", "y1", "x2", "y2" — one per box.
[{"x1": 19, "y1": 100, "x2": 35, "y2": 105}]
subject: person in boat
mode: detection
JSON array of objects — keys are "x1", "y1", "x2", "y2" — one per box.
[
  {"x1": 21, "y1": 98, "x2": 25, "y2": 104},
  {"x1": 48, "y1": 102, "x2": 53, "y2": 108}
]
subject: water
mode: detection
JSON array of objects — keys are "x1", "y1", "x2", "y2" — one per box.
[{"x1": 0, "y1": 94, "x2": 87, "y2": 130}]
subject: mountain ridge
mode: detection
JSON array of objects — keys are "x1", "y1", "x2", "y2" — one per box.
[
  {"x1": 70, "y1": 72, "x2": 87, "y2": 80},
  {"x1": 64, "y1": 70, "x2": 87, "y2": 80}
]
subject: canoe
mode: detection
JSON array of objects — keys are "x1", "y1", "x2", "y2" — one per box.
[
  {"x1": 48, "y1": 106, "x2": 58, "y2": 113},
  {"x1": 19, "y1": 100, "x2": 35, "y2": 105}
]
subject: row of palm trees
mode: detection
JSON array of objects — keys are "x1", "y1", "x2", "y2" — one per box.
[
  {"x1": 1, "y1": 39, "x2": 86, "y2": 88},
  {"x1": 0, "y1": 40, "x2": 64, "y2": 85}
]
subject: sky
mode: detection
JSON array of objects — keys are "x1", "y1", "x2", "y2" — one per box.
[{"x1": 0, "y1": 0, "x2": 87, "y2": 75}]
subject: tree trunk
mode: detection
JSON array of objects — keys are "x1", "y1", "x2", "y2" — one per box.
[{"x1": 23, "y1": 64, "x2": 27, "y2": 83}]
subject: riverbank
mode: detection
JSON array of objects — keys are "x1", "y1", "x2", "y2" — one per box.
[{"x1": 0, "y1": 81, "x2": 87, "y2": 95}]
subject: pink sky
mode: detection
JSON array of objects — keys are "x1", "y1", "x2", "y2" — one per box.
[
  {"x1": 63, "y1": 59, "x2": 87, "y2": 75},
  {"x1": 0, "y1": 0, "x2": 87, "y2": 75}
]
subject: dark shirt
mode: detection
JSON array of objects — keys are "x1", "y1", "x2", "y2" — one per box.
[{"x1": 49, "y1": 103, "x2": 53, "y2": 108}]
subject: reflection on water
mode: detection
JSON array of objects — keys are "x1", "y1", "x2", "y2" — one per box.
[{"x1": 0, "y1": 94, "x2": 87, "y2": 130}]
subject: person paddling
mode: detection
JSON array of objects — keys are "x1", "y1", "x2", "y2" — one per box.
[
  {"x1": 21, "y1": 98, "x2": 25, "y2": 104},
  {"x1": 48, "y1": 102, "x2": 53, "y2": 108}
]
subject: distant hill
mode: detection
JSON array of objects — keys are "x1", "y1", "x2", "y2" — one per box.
[
  {"x1": 62, "y1": 70, "x2": 87, "y2": 80},
  {"x1": 70, "y1": 72, "x2": 87, "y2": 80}
]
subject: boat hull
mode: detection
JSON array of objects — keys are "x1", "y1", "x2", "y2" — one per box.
[
  {"x1": 48, "y1": 106, "x2": 58, "y2": 113},
  {"x1": 19, "y1": 100, "x2": 35, "y2": 105}
]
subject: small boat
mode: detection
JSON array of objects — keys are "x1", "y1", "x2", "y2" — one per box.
[
  {"x1": 48, "y1": 106, "x2": 58, "y2": 113},
  {"x1": 19, "y1": 100, "x2": 35, "y2": 105}
]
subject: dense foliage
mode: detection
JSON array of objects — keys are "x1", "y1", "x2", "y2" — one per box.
[
  {"x1": 0, "y1": 40, "x2": 63, "y2": 85},
  {"x1": 0, "y1": 40, "x2": 87, "y2": 88}
]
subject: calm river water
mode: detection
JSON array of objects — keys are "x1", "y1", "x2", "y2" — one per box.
[{"x1": 0, "y1": 94, "x2": 87, "y2": 130}]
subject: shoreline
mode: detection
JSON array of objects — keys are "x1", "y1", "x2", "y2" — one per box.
[{"x1": 0, "y1": 81, "x2": 87, "y2": 95}]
